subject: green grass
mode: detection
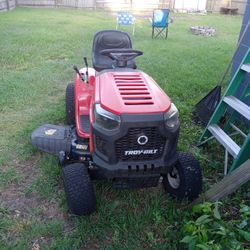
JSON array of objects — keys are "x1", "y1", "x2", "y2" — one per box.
[{"x1": 0, "y1": 8, "x2": 249, "y2": 249}]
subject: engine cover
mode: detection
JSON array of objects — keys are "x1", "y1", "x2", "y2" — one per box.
[{"x1": 98, "y1": 71, "x2": 172, "y2": 115}]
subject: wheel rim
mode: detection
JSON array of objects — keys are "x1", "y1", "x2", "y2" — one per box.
[{"x1": 167, "y1": 167, "x2": 180, "y2": 189}]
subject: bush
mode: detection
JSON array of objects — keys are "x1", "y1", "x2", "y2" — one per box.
[{"x1": 180, "y1": 202, "x2": 250, "y2": 250}]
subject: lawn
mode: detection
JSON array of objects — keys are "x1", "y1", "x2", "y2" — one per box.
[{"x1": 0, "y1": 7, "x2": 249, "y2": 249}]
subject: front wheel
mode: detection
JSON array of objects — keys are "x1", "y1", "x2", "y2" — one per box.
[
  {"x1": 163, "y1": 152, "x2": 202, "y2": 201},
  {"x1": 62, "y1": 163, "x2": 96, "y2": 215}
]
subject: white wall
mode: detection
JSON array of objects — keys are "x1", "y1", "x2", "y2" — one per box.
[{"x1": 174, "y1": 0, "x2": 207, "y2": 11}]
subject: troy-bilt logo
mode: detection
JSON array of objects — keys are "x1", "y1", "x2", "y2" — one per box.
[
  {"x1": 125, "y1": 149, "x2": 158, "y2": 156},
  {"x1": 45, "y1": 129, "x2": 57, "y2": 136},
  {"x1": 137, "y1": 135, "x2": 148, "y2": 145},
  {"x1": 76, "y1": 144, "x2": 88, "y2": 151}
]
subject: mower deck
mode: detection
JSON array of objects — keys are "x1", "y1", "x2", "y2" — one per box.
[
  {"x1": 31, "y1": 124, "x2": 72, "y2": 155},
  {"x1": 113, "y1": 174, "x2": 160, "y2": 189}
]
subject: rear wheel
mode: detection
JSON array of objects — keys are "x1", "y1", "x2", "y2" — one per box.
[
  {"x1": 163, "y1": 152, "x2": 202, "y2": 201},
  {"x1": 65, "y1": 83, "x2": 75, "y2": 125},
  {"x1": 62, "y1": 163, "x2": 96, "y2": 215}
]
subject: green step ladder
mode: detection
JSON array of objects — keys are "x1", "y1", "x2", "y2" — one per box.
[{"x1": 198, "y1": 47, "x2": 250, "y2": 175}]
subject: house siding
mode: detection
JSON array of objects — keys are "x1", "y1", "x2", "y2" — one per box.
[{"x1": 232, "y1": 0, "x2": 250, "y2": 119}]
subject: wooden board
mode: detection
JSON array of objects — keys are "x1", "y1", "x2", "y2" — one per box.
[{"x1": 191, "y1": 159, "x2": 250, "y2": 206}]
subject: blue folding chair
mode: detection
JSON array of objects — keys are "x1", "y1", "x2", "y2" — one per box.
[
  {"x1": 152, "y1": 9, "x2": 170, "y2": 39},
  {"x1": 116, "y1": 12, "x2": 136, "y2": 35}
]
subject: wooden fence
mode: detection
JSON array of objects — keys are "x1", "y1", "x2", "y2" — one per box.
[
  {"x1": 16, "y1": 0, "x2": 168, "y2": 11},
  {"x1": 17, "y1": 0, "x2": 94, "y2": 8},
  {"x1": 0, "y1": 0, "x2": 16, "y2": 11},
  {"x1": 207, "y1": 0, "x2": 247, "y2": 14},
  {"x1": 0, "y1": 0, "x2": 247, "y2": 15}
]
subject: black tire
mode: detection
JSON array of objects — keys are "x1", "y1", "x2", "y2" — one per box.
[
  {"x1": 163, "y1": 152, "x2": 202, "y2": 201},
  {"x1": 65, "y1": 83, "x2": 75, "y2": 125},
  {"x1": 62, "y1": 163, "x2": 96, "y2": 215}
]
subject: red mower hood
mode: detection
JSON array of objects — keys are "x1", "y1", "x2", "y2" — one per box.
[{"x1": 97, "y1": 71, "x2": 171, "y2": 115}]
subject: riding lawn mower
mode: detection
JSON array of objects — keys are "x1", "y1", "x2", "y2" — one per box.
[{"x1": 31, "y1": 30, "x2": 202, "y2": 215}]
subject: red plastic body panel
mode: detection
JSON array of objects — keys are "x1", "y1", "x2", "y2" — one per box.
[
  {"x1": 74, "y1": 68, "x2": 95, "y2": 139},
  {"x1": 98, "y1": 72, "x2": 171, "y2": 115},
  {"x1": 74, "y1": 68, "x2": 172, "y2": 153}
]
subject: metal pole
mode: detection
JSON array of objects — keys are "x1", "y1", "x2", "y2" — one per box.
[
  {"x1": 197, "y1": 0, "x2": 200, "y2": 11},
  {"x1": 224, "y1": 149, "x2": 228, "y2": 176}
]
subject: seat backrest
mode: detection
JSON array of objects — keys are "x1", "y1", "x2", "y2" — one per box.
[
  {"x1": 117, "y1": 12, "x2": 135, "y2": 26},
  {"x1": 92, "y1": 30, "x2": 135, "y2": 72},
  {"x1": 152, "y1": 9, "x2": 170, "y2": 27}
]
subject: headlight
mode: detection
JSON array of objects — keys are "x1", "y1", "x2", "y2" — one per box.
[
  {"x1": 164, "y1": 103, "x2": 179, "y2": 128},
  {"x1": 94, "y1": 104, "x2": 121, "y2": 130}
]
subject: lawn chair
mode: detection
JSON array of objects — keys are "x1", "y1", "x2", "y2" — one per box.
[
  {"x1": 116, "y1": 12, "x2": 136, "y2": 35},
  {"x1": 152, "y1": 9, "x2": 170, "y2": 39}
]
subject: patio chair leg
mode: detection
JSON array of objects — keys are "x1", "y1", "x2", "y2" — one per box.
[
  {"x1": 166, "y1": 27, "x2": 168, "y2": 39},
  {"x1": 152, "y1": 27, "x2": 154, "y2": 38},
  {"x1": 155, "y1": 28, "x2": 165, "y2": 38}
]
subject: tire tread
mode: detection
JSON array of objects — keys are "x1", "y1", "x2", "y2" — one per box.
[
  {"x1": 62, "y1": 163, "x2": 96, "y2": 215},
  {"x1": 65, "y1": 83, "x2": 75, "y2": 125},
  {"x1": 163, "y1": 152, "x2": 202, "y2": 201}
]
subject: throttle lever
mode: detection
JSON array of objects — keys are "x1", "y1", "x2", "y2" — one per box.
[
  {"x1": 83, "y1": 57, "x2": 89, "y2": 83},
  {"x1": 73, "y1": 65, "x2": 84, "y2": 81}
]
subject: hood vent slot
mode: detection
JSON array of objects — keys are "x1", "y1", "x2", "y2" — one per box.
[{"x1": 113, "y1": 74, "x2": 154, "y2": 106}]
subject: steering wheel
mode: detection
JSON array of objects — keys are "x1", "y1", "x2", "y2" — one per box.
[{"x1": 100, "y1": 49, "x2": 143, "y2": 68}]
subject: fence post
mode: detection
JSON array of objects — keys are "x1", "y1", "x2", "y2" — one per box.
[{"x1": 6, "y1": 0, "x2": 9, "y2": 10}]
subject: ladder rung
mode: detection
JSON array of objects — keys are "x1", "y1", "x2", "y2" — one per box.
[
  {"x1": 230, "y1": 123, "x2": 247, "y2": 138},
  {"x1": 224, "y1": 96, "x2": 250, "y2": 121},
  {"x1": 208, "y1": 124, "x2": 240, "y2": 158},
  {"x1": 241, "y1": 64, "x2": 250, "y2": 73}
]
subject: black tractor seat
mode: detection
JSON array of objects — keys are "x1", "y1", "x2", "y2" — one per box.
[{"x1": 92, "y1": 30, "x2": 137, "y2": 72}]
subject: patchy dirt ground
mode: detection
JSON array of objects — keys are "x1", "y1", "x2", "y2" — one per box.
[{"x1": 0, "y1": 156, "x2": 75, "y2": 248}]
